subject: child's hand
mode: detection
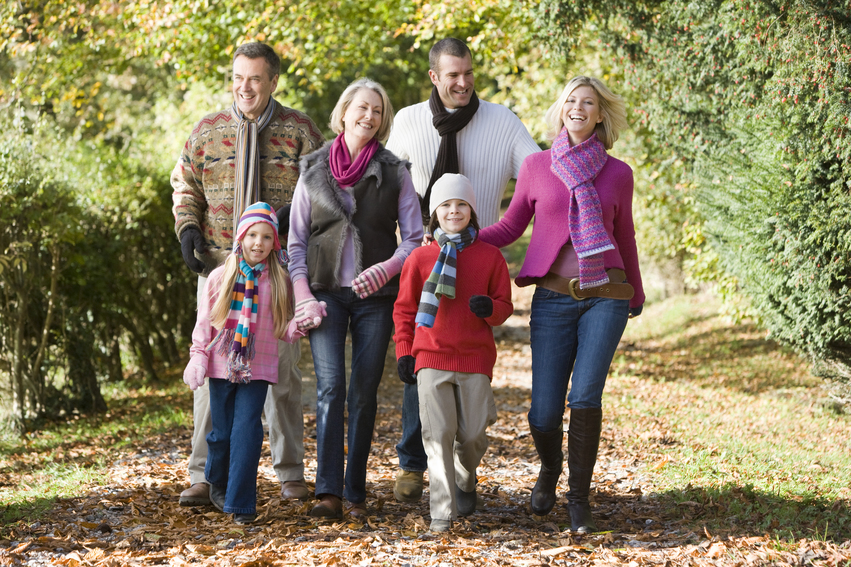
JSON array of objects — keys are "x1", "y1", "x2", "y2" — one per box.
[
  {"x1": 183, "y1": 360, "x2": 206, "y2": 391},
  {"x1": 398, "y1": 355, "x2": 417, "y2": 384},
  {"x1": 295, "y1": 301, "x2": 327, "y2": 330},
  {"x1": 469, "y1": 295, "x2": 493, "y2": 318}
]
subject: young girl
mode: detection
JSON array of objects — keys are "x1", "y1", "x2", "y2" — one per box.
[
  {"x1": 392, "y1": 173, "x2": 513, "y2": 532},
  {"x1": 183, "y1": 202, "x2": 308, "y2": 524}
]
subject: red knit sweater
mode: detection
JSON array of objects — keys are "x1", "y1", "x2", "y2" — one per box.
[{"x1": 393, "y1": 239, "x2": 513, "y2": 379}]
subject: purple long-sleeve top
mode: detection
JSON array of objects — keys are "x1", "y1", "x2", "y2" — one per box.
[
  {"x1": 287, "y1": 165, "x2": 423, "y2": 286},
  {"x1": 479, "y1": 150, "x2": 645, "y2": 309}
]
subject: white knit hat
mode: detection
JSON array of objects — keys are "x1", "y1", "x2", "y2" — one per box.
[{"x1": 428, "y1": 173, "x2": 477, "y2": 216}]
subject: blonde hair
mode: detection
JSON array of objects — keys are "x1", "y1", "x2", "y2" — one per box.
[
  {"x1": 544, "y1": 76, "x2": 627, "y2": 149},
  {"x1": 329, "y1": 78, "x2": 394, "y2": 142},
  {"x1": 210, "y1": 254, "x2": 293, "y2": 340}
]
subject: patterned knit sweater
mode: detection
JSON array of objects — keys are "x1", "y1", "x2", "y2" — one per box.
[
  {"x1": 171, "y1": 99, "x2": 324, "y2": 272},
  {"x1": 385, "y1": 100, "x2": 540, "y2": 228}
]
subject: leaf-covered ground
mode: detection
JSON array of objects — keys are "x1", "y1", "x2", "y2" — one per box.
[{"x1": 2, "y1": 288, "x2": 850, "y2": 566}]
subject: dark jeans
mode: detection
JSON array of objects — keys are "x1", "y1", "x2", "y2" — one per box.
[
  {"x1": 396, "y1": 383, "x2": 428, "y2": 472},
  {"x1": 310, "y1": 289, "x2": 395, "y2": 503},
  {"x1": 205, "y1": 378, "x2": 269, "y2": 514},
  {"x1": 528, "y1": 288, "x2": 629, "y2": 432}
]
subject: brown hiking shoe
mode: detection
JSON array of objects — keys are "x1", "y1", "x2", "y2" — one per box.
[
  {"x1": 280, "y1": 479, "x2": 309, "y2": 500},
  {"x1": 393, "y1": 470, "x2": 424, "y2": 503},
  {"x1": 179, "y1": 483, "x2": 210, "y2": 507}
]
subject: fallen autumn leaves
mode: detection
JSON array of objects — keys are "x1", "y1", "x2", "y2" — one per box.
[{"x1": 1, "y1": 289, "x2": 849, "y2": 566}]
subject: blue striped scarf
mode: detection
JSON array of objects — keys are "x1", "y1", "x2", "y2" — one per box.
[
  {"x1": 208, "y1": 258, "x2": 265, "y2": 383},
  {"x1": 415, "y1": 227, "x2": 476, "y2": 328}
]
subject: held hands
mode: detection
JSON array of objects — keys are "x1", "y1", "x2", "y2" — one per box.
[
  {"x1": 183, "y1": 357, "x2": 206, "y2": 391},
  {"x1": 469, "y1": 295, "x2": 494, "y2": 318},
  {"x1": 180, "y1": 228, "x2": 206, "y2": 274},
  {"x1": 293, "y1": 278, "x2": 326, "y2": 331},
  {"x1": 351, "y1": 257, "x2": 403, "y2": 299},
  {"x1": 398, "y1": 355, "x2": 417, "y2": 385}
]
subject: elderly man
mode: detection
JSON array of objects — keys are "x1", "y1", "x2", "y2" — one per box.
[
  {"x1": 171, "y1": 41, "x2": 324, "y2": 506},
  {"x1": 386, "y1": 37, "x2": 539, "y2": 504}
]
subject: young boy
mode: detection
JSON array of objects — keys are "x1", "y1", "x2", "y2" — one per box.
[{"x1": 393, "y1": 173, "x2": 513, "y2": 532}]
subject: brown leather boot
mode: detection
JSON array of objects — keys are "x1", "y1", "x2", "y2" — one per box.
[
  {"x1": 566, "y1": 408, "x2": 602, "y2": 533},
  {"x1": 309, "y1": 494, "x2": 343, "y2": 519},
  {"x1": 529, "y1": 423, "x2": 564, "y2": 516}
]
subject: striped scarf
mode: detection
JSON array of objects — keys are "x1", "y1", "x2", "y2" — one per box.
[
  {"x1": 208, "y1": 258, "x2": 265, "y2": 383},
  {"x1": 550, "y1": 130, "x2": 613, "y2": 288},
  {"x1": 415, "y1": 226, "x2": 476, "y2": 328},
  {"x1": 231, "y1": 98, "x2": 276, "y2": 236}
]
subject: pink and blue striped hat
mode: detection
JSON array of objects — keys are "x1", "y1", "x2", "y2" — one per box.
[{"x1": 234, "y1": 202, "x2": 288, "y2": 265}]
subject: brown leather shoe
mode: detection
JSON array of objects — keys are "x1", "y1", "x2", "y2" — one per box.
[
  {"x1": 280, "y1": 479, "x2": 309, "y2": 500},
  {"x1": 179, "y1": 483, "x2": 210, "y2": 507},
  {"x1": 309, "y1": 494, "x2": 343, "y2": 519},
  {"x1": 346, "y1": 501, "x2": 368, "y2": 520}
]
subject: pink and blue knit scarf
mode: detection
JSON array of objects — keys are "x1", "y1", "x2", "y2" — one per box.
[
  {"x1": 550, "y1": 130, "x2": 613, "y2": 288},
  {"x1": 415, "y1": 226, "x2": 476, "y2": 328},
  {"x1": 208, "y1": 257, "x2": 265, "y2": 383}
]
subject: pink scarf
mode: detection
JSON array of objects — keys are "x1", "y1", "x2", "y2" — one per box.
[
  {"x1": 550, "y1": 131, "x2": 613, "y2": 288},
  {"x1": 329, "y1": 133, "x2": 379, "y2": 187}
]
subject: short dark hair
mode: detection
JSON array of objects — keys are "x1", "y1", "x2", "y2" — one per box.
[
  {"x1": 429, "y1": 38, "x2": 472, "y2": 74},
  {"x1": 233, "y1": 42, "x2": 280, "y2": 80},
  {"x1": 428, "y1": 208, "x2": 481, "y2": 235}
]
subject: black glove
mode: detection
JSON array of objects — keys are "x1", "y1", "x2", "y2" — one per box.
[
  {"x1": 629, "y1": 304, "x2": 643, "y2": 319},
  {"x1": 180, "y1": 228, "x2": 206, "y2": 274},
  {"x1": 469, "y1": 295, "x2": 493, "y2": 318},
  {"x1": 398, "y1": 355, "x2": 417, "y2": 385},
  {"x1": 276, "y1": 204, "x2": 291, "y2": 241}
]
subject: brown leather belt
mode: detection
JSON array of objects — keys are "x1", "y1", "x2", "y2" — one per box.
[{"x1": 538, "y1": 269, "x2": 634, "y2": 301}]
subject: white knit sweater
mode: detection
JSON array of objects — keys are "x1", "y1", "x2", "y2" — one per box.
[{"x1": 386, "y1": 100, "x2": 540, "y2": 228}]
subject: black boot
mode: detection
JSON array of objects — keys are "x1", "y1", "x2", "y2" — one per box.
[
  {"x1": 566, "y1": 408, "x2": 602, "y2": 533},
  {"x1": 529, "y1": 422, "x2": 564, "y2": 515}
]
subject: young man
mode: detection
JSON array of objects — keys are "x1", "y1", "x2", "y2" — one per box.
[{"x1": 386, "y1": 37, "x2": 539, "y2": 503}]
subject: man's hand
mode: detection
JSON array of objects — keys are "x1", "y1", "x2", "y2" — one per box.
[{"x1": 180, "y1": 228, "x2": 207, "y2": 274}]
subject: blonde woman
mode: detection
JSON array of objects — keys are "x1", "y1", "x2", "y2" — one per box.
[
  {"x1": 287, "y1": 78, "x2": 424, "y2": 519},
  {"x1": 479, "y1": 76, "x2": 644, "y2": 532}
]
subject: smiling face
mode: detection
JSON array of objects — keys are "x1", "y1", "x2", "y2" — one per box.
[
  {"x1": 436, "y1": 199, "x2": 472, "y2": 234},
  {"x1": 428, "y1": 54, "x2": 475, "y2": 109},
  {"x1": 240, "y1": 222, "x2": 276, "y2": 267},
  {"x1": 561, "y1": 85, "x2": 604, "y2": 146},
  {"x1": 342, "y1": 88, "x2": 383, "y2": 150},
  {"x1": 232, "y1": 55, "x2": 278, "y2": 120}
]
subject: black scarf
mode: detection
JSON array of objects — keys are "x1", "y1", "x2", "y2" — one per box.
[{"x1": 422, "y1": 86, "x2": 480, "y2": 221}]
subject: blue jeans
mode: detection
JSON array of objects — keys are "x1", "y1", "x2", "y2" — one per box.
[
  {"x1": 396, "y1": 383, "x2": 428, "y2": 472},
  {"x1": 310, "y1": 289, "x2": 395, "y2": 503},
  {"x1": 205, "y1": 378, "x2": 269, "y2": 514},
  {"x1": 528, "y1": 288, "x2": 629, "y2": 433}
]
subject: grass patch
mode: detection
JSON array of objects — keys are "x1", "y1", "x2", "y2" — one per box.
[
  {"x1": 0, "y1": 370, "x2": 192, "y2": 531},
  {"x1": 607, "y1": 292, "x2": 851, "y2": 542}
]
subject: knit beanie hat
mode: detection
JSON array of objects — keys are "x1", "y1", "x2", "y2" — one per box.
[
  {"x1": 428, "y1": 173, "x2": 477, "y2": 216},
  {"x1": 235, "y1": 202, "x2": 282, "y2": 251}
]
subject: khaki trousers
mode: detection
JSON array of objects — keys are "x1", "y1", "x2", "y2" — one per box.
[
  {"x1": 417, "y1": 368, "x2": 497, "y2": 521},
  {"x1": 188, "y1": 276, "x2": 305, "y2": 485}
]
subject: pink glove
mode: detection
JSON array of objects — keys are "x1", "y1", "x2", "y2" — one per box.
[
  {"x1": 293, "y1": 278, "x2": 327, "y2": 330},
  {"x1": 283, "y1": 317, "x2": 308, "y2": 343},
  {"x1": 183, "y1": 356, "x2": 207, "y2": 391},
  {"x1": 351, "y1": 257, "x2": 403, "y2": 299}
]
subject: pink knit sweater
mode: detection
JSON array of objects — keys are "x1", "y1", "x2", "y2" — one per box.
[
  {"x1": 479, "y1": 150, "x2": 645, "y2": 309},
  {"x1": 190, "y1": 265, "x2": 288, "y2": 383}
]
